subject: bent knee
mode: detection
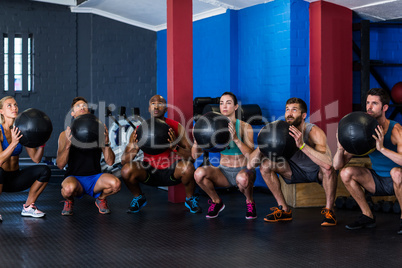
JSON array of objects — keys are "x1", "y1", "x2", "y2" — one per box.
[
  {"x1": 120, "y1": 163, "x2": 137, "y2": 180},
  {"x1": 320, "y1": 166, "x2": 336, "y2": 179},
  {"x1": 111, "y1": 177, "x2": 122, "y2": 192},
  {"x1": 259, "y1": 161, "x2": 272, "y2": 175},
  {"x1": 177, "y1": 161, "x2": 195, "y2": 176},
  {"x1": 339, "y1": 167, "x2": 357, "y2": 184},
  {"x1": 194, "y1": 167, "x2": 208, "y2": 183},
  {"x1": 391, "y1": 167, "x2": 402, "y2": 185},
  {"x1": 236, "y1": 171, "x2": 252, "y2": 188},
  {"x1": 61, "y1": 184, "x2": 76, "y2": 197}
]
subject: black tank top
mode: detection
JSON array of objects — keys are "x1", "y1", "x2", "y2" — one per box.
[{"x1": 64, "y1": 145, "x2": 102, "y2": 177}]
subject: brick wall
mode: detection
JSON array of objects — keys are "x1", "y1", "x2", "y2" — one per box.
[
  {"x1": 157, "y1": 0, "x2": 310, "y2": 123},
  {"x1": 0, "y1": 0, "x2": 156, "y2": 158},
  {"x1": 238, "y1": 0, "x2": 309, "y2": 121}
]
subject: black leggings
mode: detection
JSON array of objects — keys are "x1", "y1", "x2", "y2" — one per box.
[{"x1": 0, "y1": 165, "x2": 51, "y2": 192}]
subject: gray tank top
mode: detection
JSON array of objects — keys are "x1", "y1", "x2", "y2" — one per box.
[{"x1": 289, "y1": 122, "x2": 320, "y2": 173}]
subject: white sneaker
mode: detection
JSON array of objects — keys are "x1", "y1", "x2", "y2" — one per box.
[{"x1": 21, "y1": 203, "x2": 46, "y2": 218}]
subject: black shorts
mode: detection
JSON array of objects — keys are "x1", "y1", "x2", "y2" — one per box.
[
  {"x1": 140, "y1": 161, "x2": 181, "y2": 187},
  {"x1": 369, "y1": 169, "x2": 395, "y2": 196},
  {"x1": 282, "y1": 159, "x2": 321, "y2": 185},
  {"x1": 0, "y1": 165, "x2": 51, "y2": 192}
]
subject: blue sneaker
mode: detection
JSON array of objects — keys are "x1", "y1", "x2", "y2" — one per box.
[
  {"x1": 127, "y1": 195, "x2": 147, "y2": 213},
  {"x1": 185, "y1": 195, "x2": 202, "y2": 214}
]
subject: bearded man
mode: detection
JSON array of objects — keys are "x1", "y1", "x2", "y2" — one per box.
[{"x1": 248, "y1": 98, "x2": 337, "y2": 226}]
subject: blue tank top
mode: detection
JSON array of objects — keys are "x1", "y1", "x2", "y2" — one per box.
[
  {"x1": 0, "y1": 124, "x2": 23, "y2": 156},
  {"x1": 369, "y1": 120, "x2": 399, "y2": 177},
  {"x1": 221, "y1": 119, "x2": 243, "y2": 156}
]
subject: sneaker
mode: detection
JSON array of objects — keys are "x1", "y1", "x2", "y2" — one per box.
[
  {"x1": 0, "y1": 213, "x2": 2, "y2": 222},
  {"x1": 61, "y1": 200, "x2": 74, "y2": 216},
  {"x1": 127, "y1": 195, "x2": 147, "y2": 213},
  {"x1": 264, "y1": 206, "x2": 292, "y2": 222},
  {"x1": 397, "y1": 219, "x2": 402, "y2": 235},
  {"x1": 206, "y1": 199, "x2": 225, "y2": 218},
  {"x1": 321, "y1": 208, "x2": 337, "y2": 226},
  {"x1": 245, "y1": 201, "x2": 257, "y2": 220},
  {"x1": 345, "y1": 214, "x2": 376, "y2": 230},
  {"x1": 185, "y1": 195, "x2": 202, "y2": 214},
  {"x1": 21, "y1": 203, "x2": 45, "y2": 218},
  {"x1": 95, "y1": 198, "x2": 111, "y2": 214}
]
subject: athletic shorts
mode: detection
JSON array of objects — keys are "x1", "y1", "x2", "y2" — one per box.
[
  {"x1": 282, "y1": 159, "x2": 321, "y2": 185},
  {"x1": 369, "y1": 169, "x2": 395, "y2": 196},
  {"x1": 66, "y1": 173, "x2": 103, "y2": 199},
  {"x1": 218, "y1": 165, "x2": 255, "y2": 187},
  {"x1": 141, "y1": 161, "x2": 181, "y2": 186}
]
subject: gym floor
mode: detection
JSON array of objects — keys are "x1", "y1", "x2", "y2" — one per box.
[{"x1": 0, "y1": 177, "x2": 401, "y2": 267}]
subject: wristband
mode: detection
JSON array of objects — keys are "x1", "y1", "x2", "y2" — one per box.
[
  {"x1": 40, "y1": 144, "x2": 46, "y2": 148},
  {"x1": 299, "y1": 142, "x2": 306, "y2": 150},
  {"x1": 172, "y1": 145, "x2": 179, "y2": 153},
  {"x1": 104, "y1": 142, "x2": 110, "y2": 147}
]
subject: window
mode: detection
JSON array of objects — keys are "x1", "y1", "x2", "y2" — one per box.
[{"x1": 3, "y1": 33, "x2": 33, "y2": 92}]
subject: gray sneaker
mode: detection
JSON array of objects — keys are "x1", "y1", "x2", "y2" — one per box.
[
  {"x1": 61, "y1": 200, "x2": 74, "y2": 216},
  {"x1": 95, "y1": 198, "x2": 111, "y2": 214},
  {"x1": 21, "y1": 203, "x2": 46, "y2": 218}
]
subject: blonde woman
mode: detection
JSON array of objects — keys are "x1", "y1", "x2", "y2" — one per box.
[{"x1": 0, "y1": 96, "x2": 51, "y2": 222}]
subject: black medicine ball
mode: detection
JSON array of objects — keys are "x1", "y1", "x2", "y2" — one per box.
[
  {"x1": 338, "y1": 111, "x2": 379, "y2": 155},
  {"x1": 193, "y1": 111, "x2": 231, "y2": 152},
  {"x1": 71, "y1": 113, "x2": 105, "y2": 146},
  {"x1": 257, "y1": 120, "x2": 298, "y2": 161},
  {"x1": 136, "y1": 118, "x2": 171, "y2": 155},
  {"x1": 14, "y1": 108, "x2": 53, "y2": 148}
]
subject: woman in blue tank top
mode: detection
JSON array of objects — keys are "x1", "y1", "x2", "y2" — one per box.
[
  {"x1": 192, "y1": 92, "x2": 257, "y2": 219},
  {"x1": 0, "y1": 96, "x2": 51, "y2": 222}
]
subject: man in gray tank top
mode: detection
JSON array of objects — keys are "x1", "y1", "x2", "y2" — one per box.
[{"x1": 248, "y1": 98, "x2": 337, "y2": 226}]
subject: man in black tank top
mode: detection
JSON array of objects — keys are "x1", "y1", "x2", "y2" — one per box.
[
  {"x1": 56, "y1": 97, "x2": 121, "y2": 216},
  {"x1": 248, "y1": 98, "x2": 337, "y2": 226}
]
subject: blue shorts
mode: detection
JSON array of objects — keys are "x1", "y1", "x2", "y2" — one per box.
[{"x1": 66, "y1": 173, "x2": 103, "y2": 199}]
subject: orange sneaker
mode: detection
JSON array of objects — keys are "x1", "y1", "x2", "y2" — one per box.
[
  {"x1": 321, "y1": 208, "x2": 337, "y2": 226},
  {"x1": 264, "y1": 206, "x2": 292, "y2": 222}
]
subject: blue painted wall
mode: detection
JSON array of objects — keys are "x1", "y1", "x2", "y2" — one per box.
[
  {"x1": 156, "y1": 0, "x2": 310, "y2": 188},
  {"x1": 157, "y1": 11, "x2": 233, "y2": 101},
  {"x1": 353, "y1": 19, "x2": 402, "y2": 122},
  {"x1": 157, "y1": 0, "x2": 310, "y2": 122},
  {"x1": 237, "y1": 0, "x2": 309, "y2": 121}
]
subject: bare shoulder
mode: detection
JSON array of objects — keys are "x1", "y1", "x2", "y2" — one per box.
[
  {"x1": 59, "y1": 130, "x2": 66, "y2": 139},
  {"x1": 391, "y1": 122, "x2": 402, "y2": 139},
  {"x1": 239, "y1": 120, "x2": 252, "y2": 130},
  {"x1": 58, "y1": 130, "x2": 67, "y2": 145},
  {"x1": 309, "y1": 125, "x2": 327, "y2": 139}
]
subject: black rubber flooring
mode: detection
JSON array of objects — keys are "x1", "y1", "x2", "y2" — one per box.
[{"x1": 0, "y1": 178, "x2": 401, "y2": 267}]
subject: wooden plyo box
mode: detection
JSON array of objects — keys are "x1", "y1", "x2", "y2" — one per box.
[{"x1": 280, "y1": 157, "x2": 373, "y2": 208}]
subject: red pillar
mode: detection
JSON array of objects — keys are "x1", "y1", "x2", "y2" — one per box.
[
  {"x1": 167, "y1": 0, "x2": 193, "y2": 203},
  {"x1": 310, "y1": 1, "x2": 353, "y2": 154}
]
